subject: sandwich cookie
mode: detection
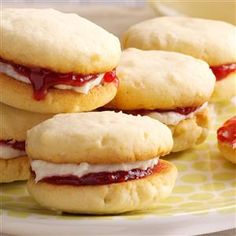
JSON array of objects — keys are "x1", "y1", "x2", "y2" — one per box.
[
  {"x1": 217, "y1": 116, "x2": 236, "y2": 164},
  {"x1": 0, "y1": 103, "x2": 52, "y2": 183},
  {"x1": 106, "y1": 49, "x2": 215, "y2": 152},
  {"x1": 27, "y1": 111, "x2": 177, "y2": 214},
  {"x1": 122, "y1": 17, "x2": 236, "y2": 102},
  {"x1": 0, "y1": 8, "x2": 121, "y2": 113}
]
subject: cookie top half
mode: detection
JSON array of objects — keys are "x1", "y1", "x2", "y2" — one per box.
[
  {"x1": 122, "y1": 17, "x2": 236, "y2": 66},
  {"x1": 0, "y1": 8, "x2": 121, "y2": 74},
  {"x1": 26, "y1": 111, "x2": 173, "y2": 164},
  {"x1": 0, "y1": 103, "x2": 52, "y2": 141},
  {"x1": 108, "y1": 48, "x2": 215, "y2": 110}
]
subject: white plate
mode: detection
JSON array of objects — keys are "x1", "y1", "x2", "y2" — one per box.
[
  {"x1": 2, "y1": 212, "x2": 235, "y2": 236},
  {"x1": 1, "y1": 102, "x2": 236, "y2": 235},
  {"x1": 1, "y1": 4, "x2": 235, "y2": 235}
]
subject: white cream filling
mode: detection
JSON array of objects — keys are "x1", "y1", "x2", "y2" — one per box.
[
  {"x1": 54, "y1": 74, "x2": 104, "y2": 94},
  {"x1": 0, "y1": 61, "x2": 31, "y2": 83},
  {"x1": 0, "y1": 145, "x2": 26, "y2": 159},
  {"x1": 147, "y1": 102, "x2": 208, "y2": 126},
  {"x1": 0, "y1": 61, "x2": 104, "y2": 94},
  {"x1": 31, "y1": 157, "x2": 159, "y2": 183}
]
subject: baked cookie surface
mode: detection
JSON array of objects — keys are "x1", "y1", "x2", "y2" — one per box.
[
  {"x1": 108, "y1": 49, "x2": 215, "y2": 110},
  {"x1": 0, "y1": 102, "x2": 52, "y2": 141},
  {"x1": 210, "y1": 72, "x2": 236, "y2": 102},
  {"x1": 122, "y1": 17, "x2": 236, "y2": 66},
  {"x1": 27, "y1": 111, "x2": 173, "y2": 164},
  {"x1": 0, "y1": 73, "x2": 117, "y2": 113},
  {"x1": 0, "y1": 156, "x2": 30, "y2": 183},
  {"x1": 27, "y1": 160, "x2": 177, "y2": 214},
  {"x1": 1, "y1": 8, "x2": 121, "y2": 74}
]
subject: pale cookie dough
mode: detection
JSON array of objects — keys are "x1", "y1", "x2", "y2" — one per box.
[
  {"x1": 1, "y1": 8, "x2": 121, "y2": 74},
  {"x1": 108, "y1": 49, "x2": 215, "y2": 110},
  {"x1": 27, "y1": 160, "x2": 177, "y2": 214},
  {"x1": 122, "y1": 17, "x2": 236, "y2": 66},
  {"x1": 0, "y1": 156, "x2": 30, "y2": 183},
  {"x1": 0, "y1": 74, "x2": 117, "y2": 113},
  {"x1": 0, "y1": 102, "x2": 52, "y2": 141},
  {"x1": 26, "y1": 111, "x2": 173, "y2": 164}
]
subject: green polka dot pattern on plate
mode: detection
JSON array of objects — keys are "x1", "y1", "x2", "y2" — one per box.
[{"x1": 1, "y1": 102, "x2": 236, "y2": 219}]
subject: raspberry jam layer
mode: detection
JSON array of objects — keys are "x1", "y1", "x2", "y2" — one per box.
[
  {"x1": 154, "y1": 106, "x2": 198, "y2": 115},
  {"x1": 0, "y1": 139, "x2": 25, "y2": 151},
  {"x1": 100, "y1": 106, "x2": 199, "y2": 116},
  {"x1": 217, "y1": 116, "x2": 236, "y2": 147},
  {"x1": 210, "y1": 63, "x2": 236, "y2": 81},
  {"x1": 37, "y1": 161, "x2": 166, "y2": 186},
  {"x1": 0, "y1": 58, "x2": 117, "y2": 100}
]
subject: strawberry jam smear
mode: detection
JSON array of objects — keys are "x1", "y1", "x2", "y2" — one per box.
[
  {"x1": 0, "y1": 58, "x2": 117, "y2": 100},
  {"x1": 36, "y1": 161, "x2": 166, "y2": 186},
  {"x1": 217, "y1": 116, "x2": 236, "y2": 147},
  {"x1": 0, "y1": 140, "x2": 25, "y2": 151},
  {"x1": 210, "y1": 63, "x2": 236, "y2": 81}
]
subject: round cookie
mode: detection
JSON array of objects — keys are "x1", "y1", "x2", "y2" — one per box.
[
  {"x1": 217, "y1": 116, "x2": 236, "y2": 164},
  {"x1": 0, "y1": 8, "x2": 121, "y2": 113},
  {"x1": 108, "y1": 49, "x2": 215, "y2": 110},
  {"x1": 0, "y1": 156, "x2": 29, "y2": 183},
  {"x1": 1, "y1": 8, "x2": 121, "y2": 74},
  {"x1": 211, "y1": 72, "x2": 236, "y2": 102},
  {"x1": 27, "y1": 159, "x2": 177, "y2": 214},
  {"x1": 0, "y1": 73, "x2": 117, "y2": 114},
  {"x1": 169, "y1": 107, "x2": 209, "y2": 152},
  {"x1": 122, "y1": 17, "x2": 236, "y2": 66},
  {"x1": 0, "y1": 102, "x2": 52, "y2": 141},
  {"x1": 26, "y1": 112, "x2": 176, "y2": 214},
  {"x1": 122, "y1": 17, "x2": 236, "y2": 102},
  {"x1": 106, "y1": 49, "x2": 214, "y2": 152},
  {"x1": 27, "y1": 111, "x2": 173, "y2": 164},
  {"x1": 0, "y1": 103, "x2": 53, "y2": 183}
]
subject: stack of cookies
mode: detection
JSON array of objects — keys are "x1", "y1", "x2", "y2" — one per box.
[
  {"x1": 0, "y1": 8, "x2": 177, "y2": 214},
  {"x1": 0, "y1": 8, "x2": 121, "y2": 183},
  {"x1": 1, "y1": 8, "x2": 235, "y2": 215},
  {"x1": 117, "y1": 16, "x2": 236, "y2": 160},
  {"x1": 106, "y1": 48, "x2": 215, "y2": 152}
]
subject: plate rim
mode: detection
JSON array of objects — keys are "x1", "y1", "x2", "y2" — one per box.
[{"x1": 2, "y1": 211, "x2": 236, "y2": 236}]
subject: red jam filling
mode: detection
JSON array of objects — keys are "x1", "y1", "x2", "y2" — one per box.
[
  {"x1": 35, "y1": 161, "x2": 166, "y2": 186},
  {"x1": 99, "y1": 106, "x2": 199, "y2": 116},
  {"x1": 217, "y1": 116, "x2": 236, "y2": 147},
  {"x1": 0, "y1": 58, "x2": 117, "y2": 100},
  {"x1": 210, "y1": 63, "x2": 236, "y2": 81},
  {"x1": 153, "y1": 106, "x2": 198, "y2": 115},
  {"x1": 0, "y1": 139, "x2": 25, "y2": 151}
]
